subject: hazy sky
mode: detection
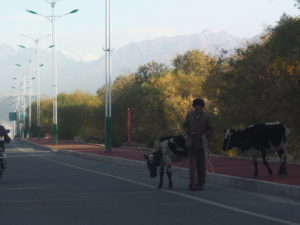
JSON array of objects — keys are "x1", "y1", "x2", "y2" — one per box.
[{"x1": 1, "y1": 0, "x2": 299, "y2": 61}]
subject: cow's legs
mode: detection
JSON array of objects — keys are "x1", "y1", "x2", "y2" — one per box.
[
  {"x1": 278, "y1": 149, "x2": 287, "y2": 175},
  {"x1": 252, "y1": 156, "x2": 258, "y2": 177},
  {"x1": 262, "y1": 152, "x2": 273, "y2": 175},
  {"x1": 166, "y1": 165, "x2": 173, "y2": 189},
  {"x1": 157, "y1": 166, "x2": 164, "y2": 189}
]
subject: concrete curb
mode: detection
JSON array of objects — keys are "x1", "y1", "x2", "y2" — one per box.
[
  {"x1": 19, "y1": 139, "x2": 300, "y2": 201},
  {"x1": 16, "y1": 139, "x2": 53, "y2": 151}
]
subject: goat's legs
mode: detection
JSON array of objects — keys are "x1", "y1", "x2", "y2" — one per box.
[
  {"x1": 166, "y1": 165, "x2": 173, "y2": 189},
  {"x1": 157, "y1": 166, "x2": 164, "y2": 189}
]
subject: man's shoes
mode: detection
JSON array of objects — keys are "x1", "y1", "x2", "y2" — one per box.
[
  {"x1": 198, "y1": 185, "x2": 204, "y2": 191},
  {"x1": 189, "y1": 185, "x2": 197, "y2": 191},
  {"x1": 189, "y1": 184, "x2": 204, "y2": 191}
]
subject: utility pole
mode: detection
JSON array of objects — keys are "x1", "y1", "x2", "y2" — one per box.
[{"x1": 104, "y1": 0, "x2": 112, "y2": 152}]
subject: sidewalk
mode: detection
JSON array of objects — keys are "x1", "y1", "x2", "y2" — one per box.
[{"x1": 21, "y1": 138, "x2": 300, "y2": 200}]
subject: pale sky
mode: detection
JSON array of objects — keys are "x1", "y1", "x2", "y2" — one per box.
[{"x1": 1, "y1": 0, "x2": 299, "y2": 61}]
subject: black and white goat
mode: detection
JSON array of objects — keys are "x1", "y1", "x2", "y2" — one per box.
[
  {"x1": 223, "y1": 122, "x2": 289, "y2": 177},
  {"x1": 144, "y1": 135, "x2": 187, "y2": 189}
]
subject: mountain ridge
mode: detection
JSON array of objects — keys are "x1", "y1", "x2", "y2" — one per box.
[{"x1": 0, "y1": 30, "x2": 250, "y2": 96}]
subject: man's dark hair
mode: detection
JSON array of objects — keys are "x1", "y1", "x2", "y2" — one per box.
[{"x1": 192, "y1": 98, "x2": 205, "y2": 107}]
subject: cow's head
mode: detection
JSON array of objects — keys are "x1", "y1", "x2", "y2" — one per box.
[
  {"x1": 223, "y1": 129, "x2": 235, "y2": 151},
  {"x1": 144, "y1": 150, "x2": 162, "y2": 178}
]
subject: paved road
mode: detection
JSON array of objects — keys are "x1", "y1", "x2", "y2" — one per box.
[{"x1": 0, "y1": 141, "x2": 300, "y2": 225}]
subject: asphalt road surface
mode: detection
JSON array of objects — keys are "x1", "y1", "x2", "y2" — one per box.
[{"x1": 0, "y1": 141, "x2": 300, "y2": 225}]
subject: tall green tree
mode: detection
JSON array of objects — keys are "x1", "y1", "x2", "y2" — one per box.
[{"x1": 134, "y1": 61, "x2": 168, "y2": 84}]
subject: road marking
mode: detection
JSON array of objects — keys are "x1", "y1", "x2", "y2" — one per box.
[{"x1": 13, "y1": 143, "x2": 300, "y2": 225}]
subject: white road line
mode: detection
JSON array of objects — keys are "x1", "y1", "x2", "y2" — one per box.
[{"x1": 13, "y1": 143, "x2": 300, "y2": 225}]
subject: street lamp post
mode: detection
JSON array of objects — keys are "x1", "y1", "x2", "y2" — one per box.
[
  {"x1": 11, "y1": 81, "x2": 21, "y2": 138},
  {"x1": 17, "y1": 45, "x2": 34, "y2": 138},
  {"x1": 15, "y1": 63, "x2": 27, "y2": 139},
  {"x1": 26, "y1": 1, "x2": 78, "y2": 144},
  {"x1": 37, "y1": 64, "x2": 44, "y2": 140},
  {"x1": 20, "y1": 35, "x2": 49, "y2": 139},
  {"x1": 27, "y1": 75, "x2": 37, "y2": 139},
  {"x1": 28, "y1": 59, "x2": 33, "y2": 138},
  {"x1": 104, "y1": 0, "x2": 112, "y2": 152}
]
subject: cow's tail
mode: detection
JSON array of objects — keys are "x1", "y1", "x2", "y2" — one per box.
[
  {"x1": 285, "y1": 127, "x2": 291, "y2": 139},
  {"x1": 280, "y1": 125, "x2": 290, "y2": 163},
  {"x1": 282, "y1": 125, "x2": 291, "y2": 144}
]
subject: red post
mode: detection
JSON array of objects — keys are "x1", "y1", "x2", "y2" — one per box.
[{"x1": 127, "y1": 108, "x2": 132, "y2": 146}]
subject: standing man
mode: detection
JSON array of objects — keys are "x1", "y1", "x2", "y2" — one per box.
[{"x1": 183, "y1": 98, "x2": 213, "y2": 191}]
